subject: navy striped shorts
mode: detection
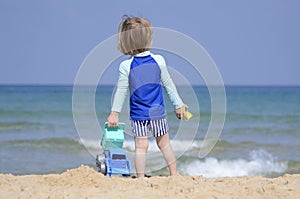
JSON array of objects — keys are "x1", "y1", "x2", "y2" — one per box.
[{"x1": 131, "y1": 119, "x2": 169, "y2": 137}]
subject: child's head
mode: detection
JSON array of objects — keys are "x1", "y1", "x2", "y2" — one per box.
[{"x1": 118, "y1": 15, "x2": 152, "y2": 56}]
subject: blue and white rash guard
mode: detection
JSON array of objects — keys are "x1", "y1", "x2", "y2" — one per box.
[
  {"x1": 111, "y1": 51, "x2": 184, "y2": 121},
  {"x1": 129, "y1": 54, "x2": 165, "y2": 120}
]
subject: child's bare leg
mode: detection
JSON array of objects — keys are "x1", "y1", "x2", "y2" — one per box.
[
  {"x1": 156, "y1": 133, "x2": 177, "y2": 175},
  {"x1": 135, "y1": 136, "x2": 148, "y2": 178}
]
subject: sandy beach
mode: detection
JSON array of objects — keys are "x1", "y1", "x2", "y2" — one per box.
[{"x1": 0, "y1": 165, "x2": 299, "y2": 199}]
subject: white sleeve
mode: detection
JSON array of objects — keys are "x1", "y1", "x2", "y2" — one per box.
[
  {"x1": 156, "y1": 56, "x2": 185, "y2": 109},
  {"x1": 111, "y1": 62, "x2": 129, "y2": 112}
]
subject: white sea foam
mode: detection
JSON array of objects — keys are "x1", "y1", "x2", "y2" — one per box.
[
  {"x1": 78, "y1": 138, "x2": 100, "y2": 150},
  {"x1": 179, "y1": 149, "x2": 288, "y2": 178},
  {"x1": 123, "y1": 139, "x2": 202, "y2": 152},
  {"x1": 78, "y1": 139, "x2": 288, "y2": 178},
  {"x1": 78, "y1": 138, "x2": 203, "y2": 156},
  {"x1": 79, "y1": 137, "x2": 207, "y2": 153}
]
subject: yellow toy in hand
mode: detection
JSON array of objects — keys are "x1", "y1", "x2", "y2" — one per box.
[{"x1": 184, "y1": 110, "x2": 193, "y2": 121}]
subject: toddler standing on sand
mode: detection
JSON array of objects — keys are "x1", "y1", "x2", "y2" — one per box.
[{"x1": 107, "y1": 15, "x2": 188, "y2": 178}]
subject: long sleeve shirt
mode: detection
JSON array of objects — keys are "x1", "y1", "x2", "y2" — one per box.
[{"x1": 111, "y1": 51, "x2": 184, "y2": 115}]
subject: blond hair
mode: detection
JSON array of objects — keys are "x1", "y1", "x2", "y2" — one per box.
[{"x1": 118, "y1": 15, "x2": 152, "y2": 55}]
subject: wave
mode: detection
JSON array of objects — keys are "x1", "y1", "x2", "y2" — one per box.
[
  {"x1": 0, "y1": 121, "x2": 36, "y2": 130},
  {"x1": 75, "y1": 138, "x2": 297, "y2": 177},
  {"x1": 124, "y1": 139, "x2": 202, "y2": 152},
  {"x1": 0, "y1": 121, "x2": 56, "y2": 131},
  {"x1": 0, "y1": 137, "x2": 84, "y2": 152},
  {"x1": 78, "y1": 138, "x2": 204, "y2": 153},
  {"x1": 78, "y1": 138, "x2": 101, "y2": 150},
  {"x1": 78, "y1": 137, "x2": 284, "y2": 154},
  {"x1": 178, "y1": 149, "x2": 288, "y2": 178},
  {"x1": 0, "y1": 109, "x2": 72, "y2": 119}
]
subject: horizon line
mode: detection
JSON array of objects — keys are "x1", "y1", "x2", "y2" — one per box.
[{"x1": 0, "y1": 83, "x2": 300, "y2": 87}]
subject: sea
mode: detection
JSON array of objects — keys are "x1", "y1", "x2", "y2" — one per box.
[{"x1": 0, "y1": 85, "x2": 299, "y2": 178}]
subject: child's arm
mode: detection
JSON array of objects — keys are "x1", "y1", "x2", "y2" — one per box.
[
  {"x1": 111, "y1": 70, "x2": 128, "y2": 112},
  {"x1": 159, "y1": 63, "x2": 185, "y2": 108},
  {"x1": 157, "y1": 56, "x2": 188, "y2": 119},
  {"x1": 107, "y1": 62, "x2": 129, "y2": 127}
]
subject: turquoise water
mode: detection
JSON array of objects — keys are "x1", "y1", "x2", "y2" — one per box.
[{"x1": 0, "y1": 85, "x2": 299, "y2": 177}]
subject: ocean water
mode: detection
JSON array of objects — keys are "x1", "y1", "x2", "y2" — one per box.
[{"x1": 0, "y1": 85, "x2": 299, "y2": 178}]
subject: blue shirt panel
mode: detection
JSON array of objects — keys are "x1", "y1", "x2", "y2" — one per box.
[{"x1": 129, "y1": 55, "x2": 165, "y2": 120}]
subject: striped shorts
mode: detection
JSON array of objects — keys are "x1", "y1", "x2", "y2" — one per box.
[{"x1": 131, "y1": 119, "x2": 169, "y2": 137}]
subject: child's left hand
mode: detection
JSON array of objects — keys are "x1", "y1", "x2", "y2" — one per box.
[{"x1": 175, "y1": 105, "x2": 188, "y2": 120}]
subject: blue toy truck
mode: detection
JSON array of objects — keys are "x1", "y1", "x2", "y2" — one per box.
[{"x1": 96, "y1": 122, "x2": 131, "y2": 177}]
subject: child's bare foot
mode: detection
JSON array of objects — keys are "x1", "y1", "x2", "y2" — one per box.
[{"x1": 170, "y1": 172, "x2": 181, "y2": 176}]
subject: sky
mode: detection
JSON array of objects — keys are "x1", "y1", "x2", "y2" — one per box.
[{"x1": 0, "y1": 0, "x2": 299, "y2": 86}]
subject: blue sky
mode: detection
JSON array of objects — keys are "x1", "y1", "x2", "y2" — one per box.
[{"x1": 0, "y1": 0, "x2": 299, "y2": 85}]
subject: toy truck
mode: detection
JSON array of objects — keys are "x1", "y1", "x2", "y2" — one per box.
[{"x1": 96, "y1": 122, "x2": 131, "y2": 177}]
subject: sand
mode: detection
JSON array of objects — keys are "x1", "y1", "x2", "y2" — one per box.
[{"x1": 0, "y1": 165, "x2": 299, "y2": 199}]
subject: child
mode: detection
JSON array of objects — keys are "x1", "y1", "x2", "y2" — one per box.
[{"x1": 107, "y1": 15, "x2": 188, "y2": 178}]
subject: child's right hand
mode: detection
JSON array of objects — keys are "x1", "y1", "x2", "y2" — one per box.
[{"x1": 107, "y1": 112, "x2": 119, "y2": 127}]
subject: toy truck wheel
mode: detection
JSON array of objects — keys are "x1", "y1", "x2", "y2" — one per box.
[
  {"x1": 98, "y1": 162, "x2": 107, "y2": 175},
  {"x1": 96, "y1": 155, "x2": 100, "y2": 167},
  {"x1": 96, "y1": 154, "x2": 104, "y2": 167}
]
